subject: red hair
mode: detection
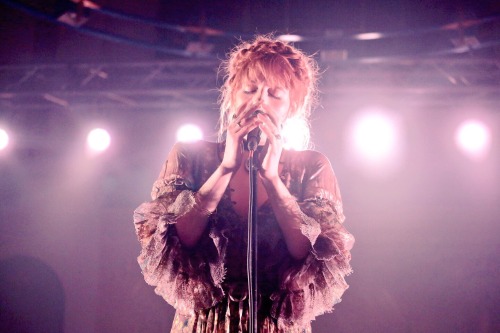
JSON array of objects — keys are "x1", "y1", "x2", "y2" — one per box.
[{"x1": 218, "y1": 35, "x2": 319, "y2": 142}]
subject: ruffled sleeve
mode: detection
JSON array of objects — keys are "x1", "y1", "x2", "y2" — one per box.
[
  {"x1": 270, "y1": 151, "x2": 354, "y2": 329},
  {"x1": 133, "y1": 142, "x2": 226, "y2": 315}
]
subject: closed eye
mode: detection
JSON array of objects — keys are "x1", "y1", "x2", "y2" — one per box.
[
  {"x1": 243, "y1": 86, "x2": 258, "y2": 94},
  {"x1": 269, "y1": 89, "x2": 285, "y2": 99}
]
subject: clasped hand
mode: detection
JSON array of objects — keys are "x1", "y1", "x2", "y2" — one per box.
[{"x1": 222, "y1": 105, "x2": 283, "y2": 181}]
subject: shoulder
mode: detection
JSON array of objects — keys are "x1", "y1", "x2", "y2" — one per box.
[
  {"x1": 284, "y1": 149, "x2": 341, "y2": 200},
  {"x1": 172, "y1": 140, "x2": 217, "y2": 151},
  {"x1": 159, "y1": 140, "x2": 220, "y2": 181},
  {"x1": 282, "y1": 149, "x2": 333, "y2": 170},
  {"x1": 170, "y1": 140, "x2": 219, "y2": 156}
]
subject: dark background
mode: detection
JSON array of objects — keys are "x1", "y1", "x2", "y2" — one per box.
[{"x1": 0, "y1": 1, "x2": 499, "y2": 332}]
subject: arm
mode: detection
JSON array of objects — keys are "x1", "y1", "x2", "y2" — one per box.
[
  {"x1": 260, "y1": 175, "x2": 311, "y2": 260},
  {"x1": 133, "y1": 141, "x2": 231, "y2": 313},
  {"x1": 175, "y1": 106, "x2": 260, "y2": 247},
  {"x1": 174, "y1": 164, "x2": 233, "y2": 247},
  {"x1": 255, "y1": 112, "x2": 312, "y2": 260},
  {"x1": 268, "y1": 151, "x2": 355, "y2": 329}
]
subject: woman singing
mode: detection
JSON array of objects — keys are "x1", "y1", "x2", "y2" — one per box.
[{"x1": 133, "y1": 35, "x2": 354, "y2": 333}]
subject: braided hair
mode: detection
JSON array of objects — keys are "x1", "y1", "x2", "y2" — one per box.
[{"x1": 218, "y1": 35, "x2": 319, "y2": 146}]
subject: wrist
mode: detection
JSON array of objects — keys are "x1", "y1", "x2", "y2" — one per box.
[
  {"x1": 192, "y1": 192, "x2": 216, "y2": 216},
  {"x1": 260, "y1": 173, "x2": 282, "y2": 189}
]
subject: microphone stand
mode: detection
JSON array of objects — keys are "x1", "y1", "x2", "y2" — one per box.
[{"x1": 247, "y1": 140, "x2": 259, "y2": 333}]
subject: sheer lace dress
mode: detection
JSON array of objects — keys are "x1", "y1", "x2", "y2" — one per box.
[{"x1": 133, "y1": 141, "x2": 354, "y2": 333}]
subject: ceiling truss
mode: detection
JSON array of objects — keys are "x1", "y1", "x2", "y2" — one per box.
[{"x1": 0, "y1": 58, "x2": 499, "y2": 113}]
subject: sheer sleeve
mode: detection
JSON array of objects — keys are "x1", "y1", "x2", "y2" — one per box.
[
  {"x1": 270, "y1": 151, "x2": 354, "y2": 328},
  {"x1": 133, "y1": 142, "x2": 226, "y2": 315}
]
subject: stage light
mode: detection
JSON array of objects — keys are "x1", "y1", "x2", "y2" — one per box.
[
  {"x1": 352, "y1": 111, "x2": 399, "y2": 163},
  {"x1": 0, "y1": 129, "x2": 9, "y2": 150},
  {"x1": 282, "y1": 117, "x2": 309, "y2": 150},
  {"x1": 353, "y1": 114, "x2": 395, "y2": 159},
  {"x1": 176, "y1": 124, "x2": 203, "y2": 142},
  {"x1": 455, "y1": 120, "x2": 491, "y2": 160},
  {"x1": 87, "y1": 128, "x2": 111, "y2": 152},
  {"x1": 354, "y1": 32, "x2": 384, "y2": 40},
  {"x1": 278, "y1": 34, "x2": 304, "y2": 42}
]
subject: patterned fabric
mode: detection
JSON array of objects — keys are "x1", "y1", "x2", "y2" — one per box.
[{"x1": 133, "y1": 141, "x2": 354, "y2": 333}]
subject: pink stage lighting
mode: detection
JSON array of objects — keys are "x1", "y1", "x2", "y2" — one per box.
[
  {"x1": 0, "y1": 129, "x2": 9, "y2": 150},
  {"x1": 282, "y1": 117, "x2": 309, "y2": 150},
  {"x1": 87, "y1": 128, "x2": 111, "y2": 152},
  {"x1": 455, "y1": 120, "x2": 491, "y2": 160},
  {"x1": 176, "y1": 124, "x2": 203, "y2": 142},
  {"x1": 352, "y1": 112, "x2": 398, "y2": 162},
  {"x1": 347, "y1": 109, "x2": 404, "y2": 177}
]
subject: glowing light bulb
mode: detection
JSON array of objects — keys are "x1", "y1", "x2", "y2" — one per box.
[
  {"x1": 353, "y1": 113, "x2": 397, "y2": 162},
  {"x1": 455, "y1": 120, "x2": 491, "y2": 160},
  {"x1": 282, "y1": 118, "x2": 309, "y2": 151},
  {"x1": 0, "y1": 129, "x2": 9, "y2": 150},
  {"x1": 176, "y1": 124, "x2": 203, "y2": 142},
  {"x1": 87, "y1": 128, "x2": 111, "y2": 152}
]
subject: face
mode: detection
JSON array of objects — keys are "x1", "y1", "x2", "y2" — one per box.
[{"x1": 233, "y1": 78, "x2": 291, "y2": 128}]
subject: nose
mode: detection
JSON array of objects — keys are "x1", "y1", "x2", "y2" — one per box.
[{"x1": 254, "y1": 86, "x2": 269, "y2": 105}]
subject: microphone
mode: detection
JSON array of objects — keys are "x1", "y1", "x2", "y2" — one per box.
[
  {"x1": 246, "y1": 110, "x2": 263, "y2": 151},
  {"x1": 247, "y1": 127, "x2": 261, "y2": 151}
]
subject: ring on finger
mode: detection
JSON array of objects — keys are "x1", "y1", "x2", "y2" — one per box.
[
  {"x1": 237, "y1": 120, "x2": 242, "y2": 128},
  {"x1": 274, "y1": 133, "x2": 282, "y2": 140}
]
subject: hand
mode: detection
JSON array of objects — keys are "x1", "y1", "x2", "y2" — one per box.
[
  {"x1": 221, "y1": 105, "x2": 259, "y2": 171},
  {"x1": 255, "y1": 112, "x2": 283, "y2": 181}
]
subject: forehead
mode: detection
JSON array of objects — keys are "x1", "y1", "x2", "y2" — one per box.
[
  {"x1": 238, "y1": 58, "x2": 293, "y2": 89},
  {"x1": 239, "y1": 77, "x2": 289, "y2": 91}
]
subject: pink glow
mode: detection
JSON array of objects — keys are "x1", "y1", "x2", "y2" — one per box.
[{"x1": 455, "y1": 120, "x2": 491, "y2": 160}]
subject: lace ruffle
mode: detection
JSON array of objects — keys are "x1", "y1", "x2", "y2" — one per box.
[
  {"x1": 270, "y1": 197, "x2": 354, "y2": 329},
  {"x1": 134, "y1": 177, "x2": 228, "y2": 315},
  {"x1": 133, "y1": 142, "x2": 354, "y2": 330}
]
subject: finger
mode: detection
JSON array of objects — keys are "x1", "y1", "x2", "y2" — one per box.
[
  {"x1": 229, "y1": 112, "x2": 250, "y2": 134},
  {"x1": 232, "y1": 109, "x2": 262, "y2": 135},
  {"x1": 233, "y1": 105, "x2": 258, "y2": 123},
  {"x1": 256, "y1": 113, "x2": 282, "y2": 143}
]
